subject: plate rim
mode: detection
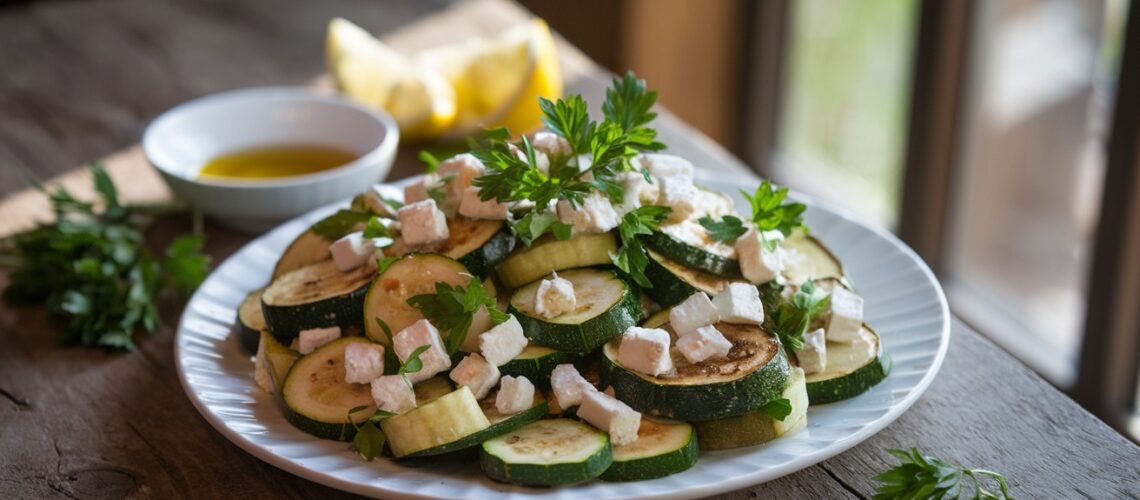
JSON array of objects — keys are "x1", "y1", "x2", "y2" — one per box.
[{"x1": 175, "y1": 171, "x2": 951, "y2": 499}]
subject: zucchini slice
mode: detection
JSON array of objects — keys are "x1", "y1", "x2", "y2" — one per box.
[
  {"x1": 403, "y1": 390, "x2": 549, "y2": 458},
  {"x1": 281, "y1": 337, "x2": 376, "y2": 440},
  {"x1": 363, "y1": 253, "x2": 470, "y2": 344},
  {"x1": 261, "y1": 260, "x2": 374, "y2": 338},
  {"x1": 253, "y1": 330, "x2": 300, "y2": 394},
  {"x1": 497, "y1": 232, "x2": 618, "y2": 289},
  {"x1": 509, "y1": 268, "x2": 642, "y2": 353},
  {"x1": 385, "y1": 217, "x2": 514, "y2": 278},
  {"x1": 381, "y1": 386, "x2": 491, "y2": 458},
  {"x1": 640, "y1": 308, "x2": 671, "y2": 329},
  {"x1": 499, "y1": 344, "x2": 586, "y2": 387},
  {"x1": 237, "y1": 288, "x2": 267, "y2": 354},
  {"x1": 599, "y1": 418, "x2": 699, "y2": 481},
  {"x1": 780, "y1": 232, "x2": 847, "y2": 286},
  {"x1": 600, "y1": 322, "x2": 791, "y2": 421},
  {"x1": 272, "y1": 229, "x2": 333, "y2": 279},
  {"x1": 805, "y1": 324, "x2": 890, "y2": 404},
  {"x1": 695, "y1": 367, "x2": 809, "y2": 450},
  {"x1": 413, "y1": 376, "x2": 455, "y2": 404},
  {"x1": 479, "y1": 418, "x2": 613, "y2": 486},
  {"x1": 643, "y1": 249, "x2": 748, "y2": 308},
  {"x1": 641, "y1": 189, "x2": 742, "y2": 278}
]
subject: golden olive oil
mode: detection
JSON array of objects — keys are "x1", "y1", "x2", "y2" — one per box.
[{"x1": 198, "y1": 145, "x2": 358, "y2": 180}]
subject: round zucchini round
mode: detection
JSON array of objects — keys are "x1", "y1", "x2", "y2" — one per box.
[
  {"x1": 805, "y1": 324, "x2": 890, "y2": 404},
  {"x1": 381, "y1": 386, "x2": 492, "y2": 458},
  {"x1": 599, "y1": 418, "x2": 699, "y2": 481},
  {"x1": 237, "y1": 288, "x2": 267, "y2": 354},
  {"x1": 261, "y1": 260, "x2": 374, "y2": 338},
  {"x1": 780, "y1": 231, "x2": 848, "y2": 287},
  {"x1": 497, "y1": 232, "x2": 618, "y2": 289},
  {"x1": 499, "y1": 344, "x2": 587, "y2": 387},
  {"x1": 362, "y1": 253, "x2": 470, "y2": 344},
  {"x1": 599, "y1": 322, "x2": 791, "y2": 421},
  {"x1": 385, "y1": 217, "x2": 514, "y2": 278},
  {"x1": 642, "y1": 249, "x2": 747, "y2": 308},
  {"x1": 642, "y1": 222, "x2": 741, "y2": 278},
  {"x1": 509, "y1": 268, "x2": 641, "y2": 353},
  {"x1": 695, "y1": 367, "x2": 809, "y2": 450},
  {"x1": 272, "y1": 229, "x2": 333, "y2": 279},
  {"x1": 281, "y1": 337, "x2": 376, "y2": 441},
  {"x1": 479, "y1": 418, "x2": 613, "y2": 486}
]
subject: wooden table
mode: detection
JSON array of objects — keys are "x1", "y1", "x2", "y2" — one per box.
[{"x1": 1, "y1": 0, "x2": 1137, "y2": 498}]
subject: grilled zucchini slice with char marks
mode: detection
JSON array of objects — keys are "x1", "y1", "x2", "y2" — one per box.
[
  {"x1": 261, "y1": 260, "x2": 374, "y2": 338},
  {"x1": 479, "y1": 418, "x2": 612, "y2": 486},
  {"x1": 385, "y1": 217, "x2": 514, "y2": 278},
  {"x1": 509, "y1": 268, "x2": 641, "y2": 353},
  {"x1": 281, "y1": 337, "x2": 376, "y2": 440}
]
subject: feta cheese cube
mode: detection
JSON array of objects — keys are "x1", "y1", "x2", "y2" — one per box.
[
  {"x1": 532, "y1": 131, "x2": 572, "y2": 157},
  {"x1": 328, "y1": 232, "x2": 375, "y2": 272},
  {"x1": 509, "y1": 142, "x2": 550, "y2": 174},
  {"x1": 556, "y1": 192, "x2": 620, "y2": 235},
  {"x1": 826, "y1": 287, "x2": 864, "y2": 343},
  {"x1": 656, "y1": 175, "x2": 698, "y2": 220},
  {"x1": 398, "y1": 199, "x2": 450, "y2": 246},
  {"x1": 550, "y1": 363, "x2": 595, "y2": 408},
  {"x1": 633, "y1": 153, "x2": 694, "y2": 181},
  {"x1": 797, "y1": 328, "x2": 827, "y2": 374},
  {"x1": 404, "y1": 176, "x2": 430, "y2": 204},
  {"x1": 617, "y1": 327, "x2": 674, "y2": 377},
  {"x1": 459, "y1": 186, "x2": 509, "y2": 220},
  {"x1": 437, "y1": 153, "x2": 486, "y2": 196},
  {"x1": 393, "y1": 319, "x2": 452, "y2": 383},
  {"x1": 449, "y1": 353, "x2": 501, "y2": 399},
  {"x1": 578, "y1": 390, "x2": 642, "y2": 446},
  {"x1": 670, "y1": 292, "x2": 720, "y2": 336},
  {"x1": 495, "y1": 375, "x2": 536, "y2": 415},
  {"x1": 344, "y1": 342, "x2": 386, "y2": 384},
  {"x1": 612, "y1": 170, "x2": 660, "y2": 215},
  {"x1": 298, "y1": 326, "x2": 341, "y2": 354},
  {"x1": 675, "y1": 325, "x2": 733, "y2": 363},
  {"x1": 479, "y1": 315, "x2": 528, "y2": 366},
  {"x1": 534, "y1": 271, "x2": 577, "y2": 319},
  {"x1": 370, "y1": 375, "x2": 416, "y2": 414},
  {"x1": 735, "y1": 227, "x2": 785, "y2": 284},
  {"x1": 712, "y1": 283, "x2": 765, "y2": 325},
  {"x1": 362, "y1": 184, "x2": 405, "y2": 217}
]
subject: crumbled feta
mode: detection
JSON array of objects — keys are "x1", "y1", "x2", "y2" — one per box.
[
  {"x1": 398, "y1": 199, "x2": 450, "y2": 246},
  {"x1": 735, "y1": 227, "x2": 785, "y2": 284},
  {"x1": 437, "y1": 153, "x2": 486, "y2": 196},
  {"x1": 344, "y1": 342, "x2": 386, "y2": 384},
  {"x1": 534, "y1": 271, "x2": 576, "y2": 319},
  {"x1": 532, "y1": 131, "x2": 572, "y2": 157},
  {"x1": 826, "y1": 287, "x2": 864, "y2": 343},
  {"x1": 458, "y1": 186, "x2": 509, "y2": 220},
  {"x1": 479, "y1": 314, "x2": 528, "y2": 366},
  {"x1": 656, "y1": 175, "x2": 698, "y2": 220},
  {"x1": 669, "y1": 292, "x2": 720, "y2": 336},
  {"x1": 392, "y1": 319, "x2": 452, "y2": 383},
  {"x1": 371, "y1": 375, "x2": 416, "y2": 414},
  {"x1": 633, "y1": 153, "x2": 694, "y2": 181},
  {"x1": 495, "y1": 375, "x2": 535, "y2": 415},
  {"x1": 556, "y1": 192, "x2": 621, "y2": 235},
  {"x1": 404, "y1": 176, "x2": 430, "y2": 204},
  {"x1": 328, "y1": 231, "x2": 375, "y2": 272},
  {"x1": 675, "y1": 324, "x2": 733, "y2": 363},
  {"x1": 578, "y1": 390, "x2": 642, "y2": 446},
  {"x1": 550, "y1": 363, "x2": 595, "y2": 408},
  {"x1": 712, "y1": 282, "x2": 765, "y2": 325},
  {"x1": 297, "y1": 326, "x2": 341, "y2": 354},
  {"x1": 362, "y1": 184, "x2": 405, "y2": 217},
  {"x1": 797, "y1": 328, "x2": 827, "y2": 374},
  {"x1": 617, "y1": 326, "x2": 674, "y2": 377},
  {"x1": 449, "y1": 353, "x2": 501, "y2": 399},
  {"x1": 612, "y1": 170, "x2": 661, "y2": 215}
]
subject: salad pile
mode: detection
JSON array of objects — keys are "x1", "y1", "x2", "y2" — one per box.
[{"x1": 239, "y1": 73, "x2": 889, "y2": 486}]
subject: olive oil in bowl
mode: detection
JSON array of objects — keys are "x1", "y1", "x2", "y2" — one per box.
[{"x1": 198, "y1": 145, "x2": 358, "y2": 181}]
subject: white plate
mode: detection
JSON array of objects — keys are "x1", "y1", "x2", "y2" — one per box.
[{"x1": 175, "y1": 171, "x2": 950, "y2": 499}]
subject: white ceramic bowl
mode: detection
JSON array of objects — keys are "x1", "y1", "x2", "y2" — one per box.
[{"x1": 143, "y1": 87, "x2": 399, "y2": 232}]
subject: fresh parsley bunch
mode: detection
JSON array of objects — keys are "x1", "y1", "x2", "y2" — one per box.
[
  {"x1": 1, "y1": 164, "x2": 211, "y2": 350},
  {"x1": 699, "y1": 179, "x2": 807, "y2": 248},
  {"x1": 875, "y1": 448, "x2": 1011, "y2": 499},
  {"x1": 768, "y1": 280, "x2": 831, "y2": 351}
]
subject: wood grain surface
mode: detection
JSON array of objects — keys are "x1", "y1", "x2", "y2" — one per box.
[{"x1": 1, "y1": 0, "x2": 1137, "y2": 499}]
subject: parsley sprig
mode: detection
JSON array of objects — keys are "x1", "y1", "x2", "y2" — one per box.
[
  {"x1": 742, "y1": 179, "x2": 807, "y2": 239},
  {"x1": 311, "y1": 209, "x2": 372, "y2": 239},
  {"x1": 406, "y1": 279, "x2": 509, "y2": 354},
  {"x1": 769, "y1": 280, "x2": 831, "y2": 351},
  {"x1": 759, "y1": 397, "x2": 792, "y2": 421},
  {"x1": 1, "y1": 164, "x2": 210, "y2": 350},
  {"x1": 874, "y1": 448, "x2": 1011, "y2": 499},
  {"x1": 698, "y1": 215, "x2": 748, "y2": 243},
  {"x1": 612, "y1": 205, "x2": 672, "y2": 288}
]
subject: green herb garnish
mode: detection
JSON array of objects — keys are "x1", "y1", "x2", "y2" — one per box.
[
  {"x1": 1, "y1": 164, "x2": 210, "y2": 350},
  {"x1": 698, "y1": 214, "x2": 748, "y2": 243},
  {"x1": 406, "y1": 279, "x2": 509, "y2": 354},
  {"x1": 345, "y1": 405, "x2": 395, "y2": 460},
  {"x1": 759, "y1": 397, "x2": 792, "y2": 421},
  {"x1": 612, "y1": 205, "x2": 672, "y2": 288},
  {"x1": 362, "y1": 216, "x2": 393, "y2": 242},
  {"x1": 740, "y1": 179, "x2": 807, "y2": 242},
  {"x1": 311, "y1": 209, "x2": 372, "y2": 239},
  {"x1": 874, "y1": 448, "x2": 1011, "y2": 500},
  {"x1": 769, "y1": 280, "x2": 831, "y2": 352}
]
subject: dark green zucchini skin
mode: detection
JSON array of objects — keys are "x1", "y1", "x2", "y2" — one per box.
[
  {"x1": 457, "y1": 226, "x2": 516, "y2": 278},
  {"x1": 238, "y1": 321, "x2": 261, "y2": 354},
  {"x1": 641, "y1": 231, "x2": 741, "y2": 278},
  {"x1": 806, "y1": 351, "x2": 891, "y2": 405},
  {"x1": 642, "y1": 253, "x2": 700, "y2": 308},
  {"x1": 479, "y1": 420, "x2": 613, "y2": 486},
  {"x1": 403, "y1": 401, "x2": 549, "y2": 459},
  {"x1": 599, "y1": 343, "x2": 791, "y2": 422},
  {"x1": 499, "y1": 350, "x2": 587, "y2": 388},
  {"x1": 509, "y1": 276, "x2": 641, "y2": 354},
  {"x1": 261, "y1": 282, "x2": 370, "y2": 339},
  {"x1": 598, "y1": 428, "x2": 699, "y2": 482}
]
